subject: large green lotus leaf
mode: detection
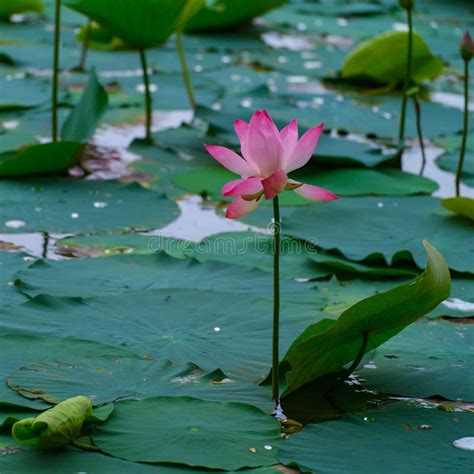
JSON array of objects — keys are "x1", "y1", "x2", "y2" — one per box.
[
  {"x1": 0, "y1": 252, "x2": 33, "y2": 306},
  {"x1": 64, "y1": 0, "x2": 188, "y2": 49},
  {"x1": 280, "y1": 196, "x2": 474, "y2": 274},
  {"x1": 54, "y1": 231, "x2": 419, "y2": 279},
  {"x1": 56, "y1": 233, "x2": 190, "y2": 259},
  {"x1": 0, "y1": 436, "x2": 280, "y2": 473},
  {"x1": 12, "y1": 396, "x2": 92, "y2": 449},
  {"x1": 0, "y1": 290, "x2": 320, "y2": 381},
  {"x1": 342, "y1": 31, "x2": 444, "y2": 85},
  {"x1": 279, "y1": 403, "x2": 474, "y2": 474},
  {"x1": 177, "y1": 0, "x2": 205, "y2": 29},
  {"x1": 197, "y1": 87, "x2": 465, "y2": 141},
  {"x1": 442, "y1": 197, "x2": 474, "y2": 221},
  {"x1": 14, "y1": 253, "x2": 320, "y2": 307},
  {"x1": 0, "y1": 0, "x2": 43, "y2": 20},
  {"x1": 313, "y1": 275, "x2": 473, "y2": 320},
  {"x1": 359, "y1": 319, "x2": 474, "y2": 401},
  {"x1": 75, "y1": 21, "x2": 127, "y2": 51},
  {"x1": 187, "y1": 232, "x2": 419, "y2": 279},
  {"x1": 0, "y1": 142, "x2": 82, "y2": 177},
  {"x1": 61, "y1": 68, "x2": 108, "y2": 143},
  {"x1": 93, "y1": 397, "x2": 280, "y2": 470},
  {"x1": 282, "y1": 241, "x2": 450, "y2": 395},
  {"x1": 0, "y1": 77, "x2": 52, "y2": 111},
  {"x1": 185, "y1": 0, "x2": 286, "y2": 32},
  {"x1": 7, "y1": 357, "x2": 273, "y2": 413},
  {"x1": 210, "y1": 127, "x2": 396, "y2": 168},
  {"x1": 0, "y1": 179, "x2": 178, "y2": 233},
  {"x1": 0, "y1": 129, "x2": 38, "y2": 154},
  {"x1": 436, "y1": 151, "x2": 474, "y2": 187},
  {"x1": 0, "y1": 334, "x2": 142, "y2": 408},
  {"x1": 173, "y1": 167, "x2": 437, "y2": 205}
]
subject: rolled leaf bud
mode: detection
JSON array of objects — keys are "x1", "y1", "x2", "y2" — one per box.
[
  {"x1": 398, "y1": 0, "x2": 415, "y2": 10},
  {"x1": 460, "y1": 31, "x2": 474, "y2": 62}
]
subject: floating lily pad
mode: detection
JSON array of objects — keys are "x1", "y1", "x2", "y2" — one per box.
[
  {"x1": 92, "y1": 397, "x2": 281, "y2": 470},
  {"x1": 280, "y1": 197, "x2": 474, "y2": 274},
  {"x1": 56, "y1": 233, "x2": 190, "y2": 258},
  {"x1": 0, "y1": 252, "x2": 33, "y2": 306},
  {"x1": 279, "y1": 403, "x2": 474, "y2": 473},
  {"x1": 359, "y1": 319, "x2": 474, "y2": 401},
  {"x1": 0, "y1": 77, "x2": 51, "y2": 111},
  {"x1": 0, "y1": 290, "x2": 320, "y2": 381},
  {"x1": 14, "y1": 253, "x2": 320, "y2": 307},
  {"x1": 7, "y1": 357, "x2": 273, "y2": 412},
  {"x1": 0, "y1": 179, "x2": 179, "y2": 233}
]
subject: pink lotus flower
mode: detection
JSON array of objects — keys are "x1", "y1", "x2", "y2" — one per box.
[{"x1": 204, "y1": 110, "x2": 338, "y2": 219}]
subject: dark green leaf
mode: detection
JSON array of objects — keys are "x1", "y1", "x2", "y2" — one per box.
[
  {"x1": 61, "y1": 68, "x2": 108, "y2": 143},
  {"x1": 283, "y1": 241, "x2": 450, "y2": 395}
]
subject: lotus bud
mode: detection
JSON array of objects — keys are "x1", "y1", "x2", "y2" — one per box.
[{"x1": 460, "y1": 31, "x2": 474, "y2": 62}]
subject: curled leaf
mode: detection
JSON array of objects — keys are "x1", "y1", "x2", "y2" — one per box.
[
  {"x1": 342, "y1": 31, "x2": 444, "y2": 86},
  {"x1": 12, "y1": 396, "x2": 92, "y2": 449}
]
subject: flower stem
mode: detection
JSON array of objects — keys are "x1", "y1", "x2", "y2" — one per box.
[
  {"x1": 72, "y1": 440, "x2": 102, "y2": 453},
  {"x1": 176, "y1": 30, "x2": 196, "y2": 110},
  {"x1": 456, "y1": 59, "x2": 470, "y2": 196},
  {"x1": 397, "y1": 7, "x2": 413, "y2": 161},
  {"x1": 272, "y1": 196, "x2": 281, "y2": 403},
  {"x1": 413, "y1": 97, "x2": 427, "y2": 176},
  {"x1": 52, "y1": 0, "x2": 61, "y2": 142},
  {"x1": 76, "y1": 21, "x2": 91, "y2": 72},
  {"x1": 139, "y1": 48, "x2": 153, "y2": 142}
]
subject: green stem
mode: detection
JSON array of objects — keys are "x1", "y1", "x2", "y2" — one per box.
[
  {"x1": 413, "y1": 97, "x2": 427, "y2": 176},
  {"x1": 72, "y1": 440, "x2": 102, "y2": 453},
  {"x1": 342, "y1": 332, "x2": 369, "y2": 381},
  {"x1": 272, "y1": 196, "x2": 281, "y2": 403},
  {"x1": 52, "y1": 0, "x2": 61, "y2": 142},
  {"x1": 456, "y1": 60, "x2": 469, "y2": 197},
  {"x1": 139, "y1": 48, "x2": 153, "y2": 142},
  {"x1": 397, "y1": 7, "x2": 413, "y2": 160},
  {"x1": 76, "y1": 21, "x2": 91, "y2": 72},
  {"x1": 176, "y1": 30, "x2": 196, "y2": 109}
]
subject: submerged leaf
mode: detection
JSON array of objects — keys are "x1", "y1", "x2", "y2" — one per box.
[
  {"x1": 342, "y1": 31, "x2": 444, "y2": 85},
  {"x1": 12, "y1": 396, "x2": 92, "y2": 449},
  {"x1": 283, "y1": 241, "x2": 451, "y2": 395}
]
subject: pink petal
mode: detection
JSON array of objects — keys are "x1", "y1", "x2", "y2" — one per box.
[
  {"x1": 204, "y1": 144, "x2": 255, "y2": 177},
  {"x1": 222, "y1": 177, "x2": 263, "y2": 197},
  {"x1": 285, "y1": 123, "x2": 324, "y2": 173},
  {"x1": 234, "y1": 119, "x2": 249, "y2": 144},
  {"x1": 234, "y1": 119, "x2": 260, "y2": 172},
  {"x1": 293, "y1": 183, "x2": 339, "y2": 202},
  {"x1": 280, "y1": 119, "x2": 298, "y2": 163},
  {"x1": 225, "y1": 197, "x2": 261, "y2": 219},
  {"x1": 261, "y1": 169, "x2": 288, "y2": 200},
  {"x1": 246, "y1": 110, "x2": 284, "y2": 177}
]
